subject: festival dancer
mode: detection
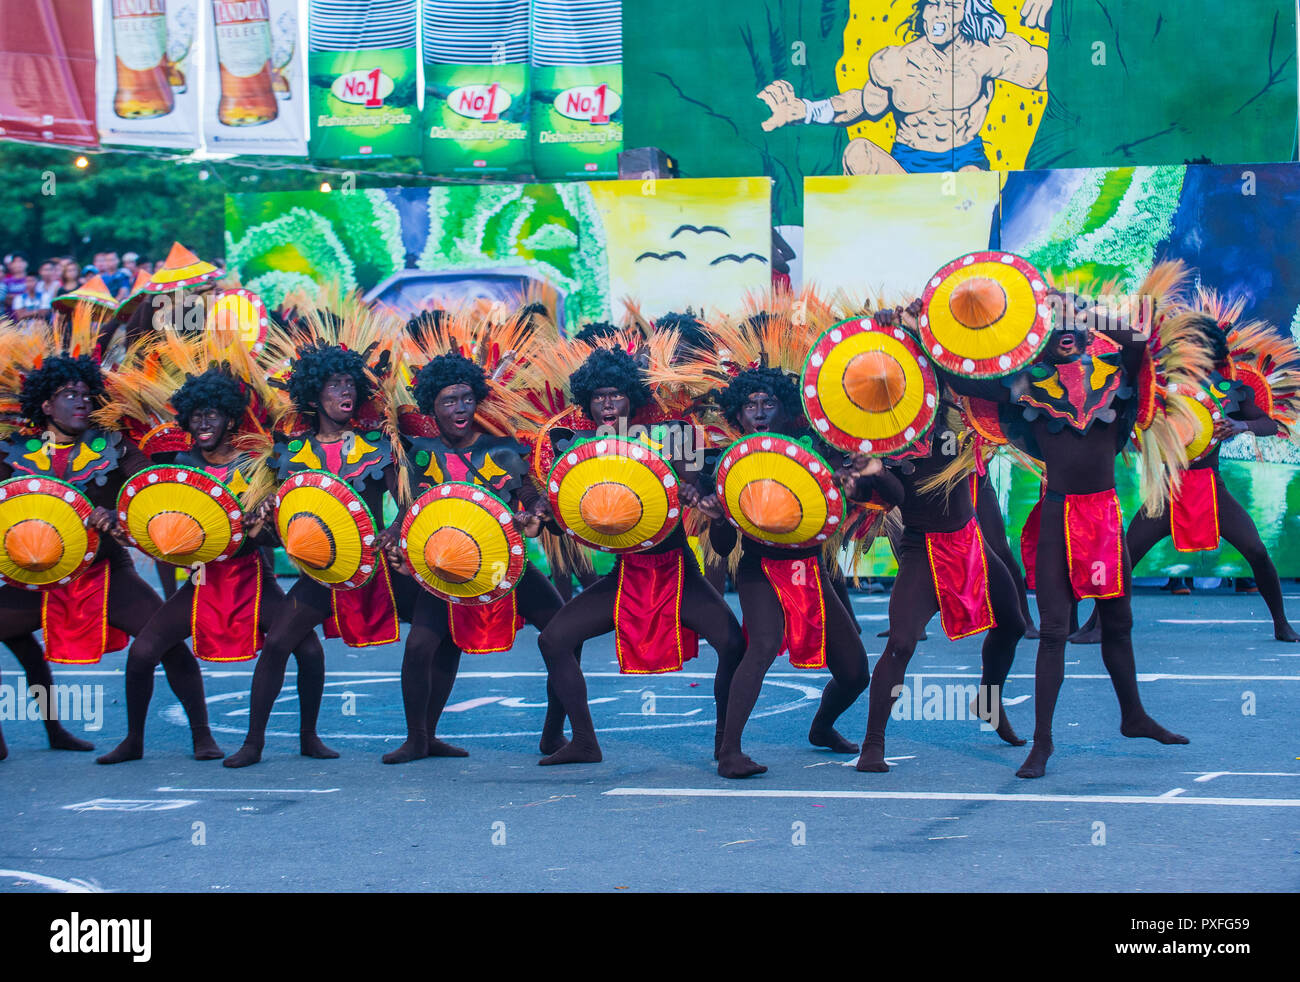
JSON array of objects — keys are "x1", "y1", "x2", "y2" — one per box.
[
  {"x1": 92, "y1": 331, "x2": 334, "y2": 763},
  {"x1": 853, "y1": 381, "x2": 1030, "y2": 771},
  {"x1": 382, "y1": 314, "x2": 573, "y2": 763},
  {"x1": 693, "y1": 353, "x2": 876, "y2": 777},
  {"x1": 0, "y1": 310, "x2": 213, "y2": 757},
  {"x1": 1071, "y1": 295, "x2": 1300, "y2": 644},
  {"x1": 223, "y1": 299, "x2": 412, "y2": 768},
  {"x1": 522, "y1": 341, "x2": 747, "y2": 766},
  {"x1": 953, "y1": 268, "x2": 1204, "y2": 778}
]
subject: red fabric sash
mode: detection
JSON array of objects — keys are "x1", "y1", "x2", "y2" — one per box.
[
  {"x1": 924, "y1": 517, "x2": 996, "y2": 641},
  {"x1": 1170, "y1": 468, "x2": 1220, "y2": 553},
  {"x1": 325, "y1": 562, "x2": 401, "y2": 647},
  {"x1": 613, "y1": 550, "x2": 699, "y2": 674},
  {"x1": 41, "y1": 560, "x2": 129, "y2": 665},
  {"x1": 1064, "y1": 489, "x2": 1125, "y2": 600},
  {"x1": 758, "y1": 556, "x2": 826, "y2": 669},
  {"x1": 191, "y1": 553, "x2": 264, "y2": 663},
  {"x1": 448, "y1": 593, "x2": 522, "y2": 654},
  {"x1": 1021, "y1": 498, "x2": 1042, "y2": 589}
]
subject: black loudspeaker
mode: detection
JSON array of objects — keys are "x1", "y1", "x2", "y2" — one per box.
[{"x1": 617, "y1": 147, "x2": 679, "y2": 180}]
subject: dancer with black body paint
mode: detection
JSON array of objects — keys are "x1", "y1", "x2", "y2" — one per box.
[
  {"x1": 382, "y1": 352, "x2": 571, "y2": 763},
  {"x1": 224, "y1": 325, "x2": 413, "y2": 768},
  {"x1": 972, "y1": 472, "x2": 1039, "y2": 638},
  {"x1": 854, "y1": 397, "x2": 1028, "y2": 773},
  {"x1": 693, "y1": 367, "x2": 872, "y2": 778},
  {"x1": 957, "y1": 294, "x2": 1191, "y2": 779},
  {"x1": 532, "y1": 348, "x2": 747, "y2": 766},
  {"x1": 0, "y1": 352, "x2": 213, "y2": 758},
  {"x1": 96, "y1": 364, "x2": 332, "y2": 763},
  {"x1": 1072, "y1": 311, "x2": 1299, "y2": 645}
]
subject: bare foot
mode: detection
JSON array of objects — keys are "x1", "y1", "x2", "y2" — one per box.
[
  {"x1": 223, "y1": 742, "x2": 263, "y2": 768},
  {"x1": 1016, "y1": 739, "x2": 1053, "y2": 778},
  {"x1": 95, "y1": 736, "x2": 143, "y2": 765},
  {"x1": 382, "y1": 739, "x2": 429, "y2": 764},
  {"x1": 808, "y1": 725, "x2": 859, "y2": 754},
  {"x1": 970, "y1": 697, "x2": 1026, "y2": 747},
  {"x1": 1023, "y1": 623, "x2": 1040, "y2": 640},
  {"x1": 192, "y1": 728, "x2": 224, "y2": 761},
  {"x1": 717, "y1": 752, "x2": 767, "y2": 778},
  {"x1": 539, "y1": 738, "x2": 602, "y2": 765},
  {"x1": 1068, "y1": 625, "x2": 1101, "y2": 644},
  {"x1": 48, "y1": 726, "x2": 94, "y2": 752},
  {"x1": 426, "y1": 738, "x2": 469, "y2": 757},
  {"x1": 539, "y1": 733, "x2": 568, "y2": 756},
  {"x1": 1275, "y1": 623, "x2": 1300, "y2": 643},
  {"x1": 855, "y1": 745, "x2": 889, "y2": 772},
  {"x1": 301, "y1": 734, "x2": 340, "y2": 759},
  {"x1": 1120, "y1": 716, "x2": 1188, "y2": 744}
]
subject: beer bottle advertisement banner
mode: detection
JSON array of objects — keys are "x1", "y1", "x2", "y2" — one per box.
[
  {"x1": 421, "y1": 0, "x2": 530, "y2": 179},
  {"x1": 203, "y1": 0, "x2": 306, "y2": 155},
  {"x1": 307, "y1": 0, "x2": 419, "y2": 161},
  {"x1": 96, "y1": 0, "x2": 201, "y2": 148},
  {"x1": 530, "y1": 0, "x2": 622, "y2": 180}
]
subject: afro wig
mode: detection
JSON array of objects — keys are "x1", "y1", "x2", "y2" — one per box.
[
  {"x1": 412, "y1": 352, "x2": 489, "y2": 415},
  {"x1": 20, "y1": 354, "x2": 107, "y2": 428},
  {"x1": 569, "y1": 347, "x2": 651, "y2": 414},
  {"x1": 572, "y1": 321, "x2": 621, "y2": 344},
  {"x1": 1184, "y1": 312, "x2": 1231, "y2": 365},
  {"x1": 172, "y1": 365, "x2": 251, "y2": 431},
  {"x1": 286, "y1": 341, "x2": 374, "y2": 417},
  {"x1": 654, "y1": 310, "x2": 712, "y2": 354},
  {"x1": 716, "y1": 366, "x2": 802, "y2": 427}
]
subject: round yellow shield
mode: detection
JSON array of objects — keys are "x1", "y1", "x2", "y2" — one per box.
[
  {"x1": 205, "y1": 289, "x2": 269, "y2": 351},
  {"x1": 920, "y1": 251, "x2": 1053, "y2": 378},
  {"x1": 801, "y1": 318, "x2": 939, "y2": 456},
  {"x1": 117, "y1": 465, "x2": 244, "y2": 566},
  {"x1": 0, "y1": 477, "x2": 100, "y2": 590},
  {"x1": 274, "y1": 470, "x2": 381, "y2": 589},
  {"x1": 401, "y1": 482, "x2": 526, "y2": 603},
  {"x1": 716, "y1": 433, "x2": 843, "y2": 549},
  {"x1": 547, "y1": 435, "x2": 680, "y2": 554},
  {"x1": 1170, "y1": 376, "x2": 1239, "y2": 463}
]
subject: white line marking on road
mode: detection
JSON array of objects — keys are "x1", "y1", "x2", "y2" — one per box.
[
  {"x1": 602, "y1": 788, "x2": 1300, "y2": 807},
  {"x1": 1003, "y1": 695, "x2": 1032, "y2": 706},
  {"x1": 444, "y1": 696, "x2": 506, "y2": 713},
  {"x1": 155, "y1": 787, "x2": 341, "y2": 794},
  {"x1": 0, "y1": 870, "x2": 103, "y2": 893},
  {"x1": 1159, "y1": 788, "x2": 1186, "y2": 797},
  {"x1": 854, "y1": 614, "x2": 889, "y2": 621},
  {"x1": 1158, "y1": 619, "x2": 1272, "y2": 624},
  {"x1": 1187, "y1": 772, "x2": 1300, "y2": 783},
  {"x1": 928, "y1": 835, "x2": 968, "y2": 840},
  {"x1": 62, "y1": 798, "x2": 197, "y2": 812}
]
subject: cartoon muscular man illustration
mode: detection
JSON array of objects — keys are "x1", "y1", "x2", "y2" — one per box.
[{"x1": 758, "y1": 0, "x2": 1050, "y2": 174}]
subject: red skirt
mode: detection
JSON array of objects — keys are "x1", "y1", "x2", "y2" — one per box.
[
  {"x1": 1170, "y1": 468, "x2": 1220, "y2": 552},
  {"x1": 758, "y1": 556, "x2": 826, "y2": 669},
  {"x1": 613, "y1": 550, "x2": 699, "y2": 674},
  {"x1": 325, "y1": 562, "x2": 401, "y2": 647},
  {"x1": 1021, "y1": 497, "x2": 1042, "y2": 590},
  {"x1": 449, "y1": 593, "x2": 523, "y2": 654},
  {"x1": 924, "y1": 517, "x2": 996, "y2": 641},
  {"x1": 41, "y1": 560, "x2": 129, "y2": 665},
  {"x1": 1064, "y1": 489, "x2": 1125, "y2": 600},
  {"x1": 191, "y1": 552, "x2": 264, "y2": 662}
]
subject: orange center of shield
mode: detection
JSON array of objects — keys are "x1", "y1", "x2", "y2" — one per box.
[
  {"x1": 285, "y1": 514, "x2": 334, "y2": 570},
  {"x1": 147, "y1": 512, "x2": 205, "y2": 558},
  {"x1": 948, "y1": 276, "x2": 1007, "y2": 328},
  {"x1": 738, "y1": 479, "x2": 802, "y2": 535},
  {"x1": 579, "y1": 482, "x2": 643, "y2": 536},
  {"x1": 423, "y1": 527, "x2": 481, "y2": 584},
  {"x1": 844, "y1": 350, "x2": 906, "y2": 412},
  {"x1": 5, "y1": 519, "x2": 62, "y2": 572}
]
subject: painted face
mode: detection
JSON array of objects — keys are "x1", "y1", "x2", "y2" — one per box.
[
  {"x1": 188, "y1": 407, "x2": 231, "y2": 452},
  {"x1": 589, "y1": 386, "x2": 631, "y2": 427},
  {"x1": 317, "y1": 372, "x2": 357, "y2": 425},
  {"x1": 43, "y1": 380, "x2": 93, "y2": 436},
  {"x1": 739, "y1": 390, "x2": 786, "y2": 434},
  {"x1": 433, "y1": 382, "x2": 477, "y2": 442},
  {"x1": 922, "y1": 0, "x2": 963, "y2": 46}
]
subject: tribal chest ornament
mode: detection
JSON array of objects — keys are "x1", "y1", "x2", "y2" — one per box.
[
  {"x1": 407, "y1": 434, "x2": 529, "y2": 499},
  {"x1": 1011, "y1": 350, "x2": 1128, "y2": 433}
]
